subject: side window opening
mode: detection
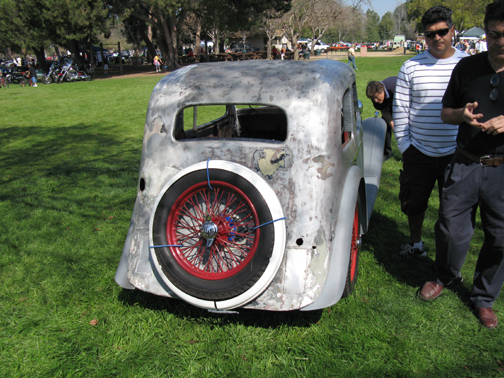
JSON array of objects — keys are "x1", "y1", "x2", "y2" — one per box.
[
  {"x1": 351, "y1": 82, "x2": 360, "y2": 127},
  {"x1": 174, "y1": 105, "x2": 288, "y2": 142},
  {"x1": 341, "y1": 88, "x2": 354, "y2": 145}
]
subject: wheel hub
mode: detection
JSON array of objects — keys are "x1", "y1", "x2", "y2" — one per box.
[{"x1": 201, "y1": 216, "x2": 218, "y2": 247}]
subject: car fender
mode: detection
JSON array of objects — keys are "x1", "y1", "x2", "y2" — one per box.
[
  {"x1": 115, "y1": 211, "x2": 136, "y2": 290},
  {"x1": 301, "y1": 164, "x2": 363, "y2": 311},
  {"x1": 362, "y1": 117, "x2": 387, "y2": 227}
]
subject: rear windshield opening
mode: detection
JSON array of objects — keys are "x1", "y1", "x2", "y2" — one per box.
[{"x1": 174, "y1": 105, "x2": 287, "y2": 142}]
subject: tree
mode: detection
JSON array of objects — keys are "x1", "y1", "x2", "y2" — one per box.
[
  {"x1": 393, "y1": 3, "x2": 416, "y2": 40},
  {"x1": 119, "y1": 0, "x2": 291, "y2": 70},
  {"x1": 378, "y1": 11, "x2": 394, "y2": 41},
  {"x1": 281, "y1": 0, "x2": 369, "y2": 60},
  {"x1": 281, "y1": 0, "x2": 311, "y2": 60},
  {"x1": 262, "y1": 10, "x2": 286, "y2": 59},
  {"x1": 324, "y1": 6, "x2": 363, "y2": 43},
  {"x1": 306, "y1": 0, "x2": 345, "y2": 55},
  {"x1": 343, "y1": 5, "x2": 366, "y2": 43},
  {"x1": 0, "y1": 0, "x2": 111, "y2": 70},
  {"x1": 364, "y1": 9, "x2": 380, "y2": 42},
  {"x1": 406, "y1": 0, "x2": 492, "y2": 33},
  {"x1": 45, "y1": 0, "x2": 111, "y2": 66}
]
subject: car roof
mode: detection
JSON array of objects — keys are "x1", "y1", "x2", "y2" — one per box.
[{"x1": 151, "y1": 60, "x2": 354, "y2": 110}]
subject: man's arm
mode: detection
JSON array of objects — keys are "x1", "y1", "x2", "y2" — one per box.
[
  {"x1": 381, "y1": 109, "x2": 394, "y2": 130},
  {"x1": 441, "y1": 102, "x2": 504, "y2": 135},
  {"x1": 392, "y1": 66, "x2": 411, "y2": 154},
  {"x1": 441, "y1": 102, "x2": 483, "y2": 125}
]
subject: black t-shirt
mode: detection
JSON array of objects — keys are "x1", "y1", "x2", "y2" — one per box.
[
  {"x1": 372, "y1": 76, "x2": 397, "y2": 114},
  {"x1": 28, "y1": 66, "x2": 36, "y2": 78},
  {"x1": 442, "y1": 52, "x2": 504, "y2": 155}
]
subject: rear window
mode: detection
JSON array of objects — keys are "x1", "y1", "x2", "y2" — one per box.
[{"x1": 174, "y1": 105, "x2": 287, "y2": 143}]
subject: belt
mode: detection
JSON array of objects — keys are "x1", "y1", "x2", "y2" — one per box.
[{"x1": 457, "y1": 146, "x2": 504, "y2": 167}]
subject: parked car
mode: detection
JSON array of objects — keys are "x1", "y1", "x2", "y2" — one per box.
[
  {"x1": 308, "y1": 41, "x2": 330, "y2": 52},
  {"x1": 115, "y1": 60, "x2": 387, "y2": 312},
  {"x1": 228, "y1": 42, "x2": 255, "y2": 53}
]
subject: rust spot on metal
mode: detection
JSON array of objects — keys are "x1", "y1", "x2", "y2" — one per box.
[
  {"x1": 253, "y1": 148, "x2": 292, "y2": 179},
  {"x1": 313, "y1": 156, "x2": 335, "y2": 180}
]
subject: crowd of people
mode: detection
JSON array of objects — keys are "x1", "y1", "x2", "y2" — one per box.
[
  {"x1": 455, "y1": 38, "x2": 488, "y2": 54},
  {"x1": 366, "y1": 3, "x2": 504, "y2": 330}
]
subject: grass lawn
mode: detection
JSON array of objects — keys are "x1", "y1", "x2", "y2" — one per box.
[{"x1": 1, "y1": 57, "x2": 503, "y2": 378}]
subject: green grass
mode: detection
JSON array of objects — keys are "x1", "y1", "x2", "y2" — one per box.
[{"x1": 1, "y1": 57, "x2": 503, "y2": 378}]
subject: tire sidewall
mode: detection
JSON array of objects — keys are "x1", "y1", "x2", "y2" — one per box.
[
  {"x1": 149, "y1": 160, "x2": 286, "y2": 310},
  {"x1": 152, "y1": 169, "x2": 274, "y2": 300}
]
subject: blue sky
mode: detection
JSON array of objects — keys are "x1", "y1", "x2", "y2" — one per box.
[{"x1": 365, "y1": 0, "x2": 405, "y2": 18}]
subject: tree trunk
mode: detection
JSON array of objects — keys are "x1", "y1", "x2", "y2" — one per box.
[
  {"x1": 139, "y1": 27, "x2": 157, "y2": 65},
  {"x1": 194, "y1": 20, "x2": 202, "y2": 55},
  {"x1": 160, "y1": 15, "x2": 177, "y2": 70},
  {"x1": 32, "y1": 45, "x2": 48, "y2": 73},
  {"x1": 67, "y1": 40, "x2": 85, "y2": 66}
]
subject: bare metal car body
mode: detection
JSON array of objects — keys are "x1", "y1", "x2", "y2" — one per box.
[{"x1": 115, "y1": 59, "x2": 386, "y2": 311}]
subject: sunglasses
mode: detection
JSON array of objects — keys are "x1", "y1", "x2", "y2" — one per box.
[
  {"x1": 424, "y1": 28, "x2": 451, "y2": 39},
  {"x1": 487, "y1": 30, "x2": 504, "y2": 39},
  {"x1": 490, "y1": 74, "x2": 499, "y2": 102}
]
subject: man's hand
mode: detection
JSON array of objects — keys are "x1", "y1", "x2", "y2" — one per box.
[
  {"x1": 481, "y1": 115, "x2": 504, "y2": 135},
  {"x1": 441, "y1": 102, "x2": 484, "y2": 127},
  {"x1": 461, "y1": 102, "x2": 485, "y2": 127}
]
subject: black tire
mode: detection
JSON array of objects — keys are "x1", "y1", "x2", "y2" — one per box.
[
  {"x1": 43, "y1": 75, "x2": 52, "y2": 84},
  {"x1": 342, "y1": 203, "x2": 360, "y2": 297},
  {"x1": 19, "y1": 77, "x2": 27, "y2": 87},
  {"x1": 152, "y1": 168, "x2": 275, "y2": 301}
]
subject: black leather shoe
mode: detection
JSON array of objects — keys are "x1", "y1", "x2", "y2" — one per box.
[
  {"x1": 420, "y1": 281, "x2": 444, "y2": 300},
  {"x1": 477, "y1": 307, "x2": 498, "y2": 329}
]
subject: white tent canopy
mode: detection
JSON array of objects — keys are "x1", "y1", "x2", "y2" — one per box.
[{"x1": 458, "y1": 27, "x2": 485, "y2": 40}]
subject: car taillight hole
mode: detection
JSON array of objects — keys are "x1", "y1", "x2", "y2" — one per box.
[
  {"x1": 139, "y1": 178, "x2": 146, "y2": 192},
  {"x1": 296, "y1": 238, "x2": 303, "y2": 246}
]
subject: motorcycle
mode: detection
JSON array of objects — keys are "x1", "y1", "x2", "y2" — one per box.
[
  {"x1": 57, "y1": 61, "x2": 92, "y2": 83},
  {"x1": 0, "y1": 67, "x2": 10, "y2": 88},
  {"x1": 6, "y1": 65, "x2": 29, "y2": 85},
  {"x1": 42, "y1": 62, "x2": 62, "y2": 84}
]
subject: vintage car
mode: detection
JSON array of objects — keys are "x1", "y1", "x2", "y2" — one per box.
[{"x1": 115, "y1": 59, "x2": 386, "y2": 312}]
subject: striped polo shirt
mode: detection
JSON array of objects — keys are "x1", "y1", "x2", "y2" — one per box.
[{"x1": 393, "y1": 48, "x2": 468, "y2": 157}]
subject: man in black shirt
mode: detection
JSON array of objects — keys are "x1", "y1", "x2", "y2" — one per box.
[
  {"x1": 366, "y1": 77, "x2": 397, "y2": 159},
  {"x1": 420, "y1": 1, "x2": 504, "y2": 329},
  {"x1": 27, "y1": 64, "x2": 37, "y2": 87}
]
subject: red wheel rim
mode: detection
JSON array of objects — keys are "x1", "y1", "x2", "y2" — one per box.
[
  {"x1": 350, "y1": 205, "x2": 359, "y2": 281},
  {"x1": 166, "y1": 181, "x2": 260, "y2": 280}
]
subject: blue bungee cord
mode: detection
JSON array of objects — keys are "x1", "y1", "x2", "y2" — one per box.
[
  {"x1": 253, "y1": 217, "x2": 286, "y2": 230},
  {"x1": 206, "y1": 158, "x2": 213, "y2": 190},
  {"x1": 149, "y1": 244, "x2": 183, "y2": 249}
]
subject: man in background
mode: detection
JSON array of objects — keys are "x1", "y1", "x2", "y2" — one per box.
[{"x1": 366, "y1": 77, "x2": 397, "y2": 160}]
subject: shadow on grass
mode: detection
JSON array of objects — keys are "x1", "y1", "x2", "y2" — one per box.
[
  {"x1": 118, "y1": 289, "x2": 323, "y2": 328},
  {"x1": 0, "y1": 124, "x2": 140, "y2": 202},
  {"x1": 365, "y1": 209, "x2": 473, "y2": 309},
  {"x1": 365, "y1": 212, "x2": 435, "y2": 286}
]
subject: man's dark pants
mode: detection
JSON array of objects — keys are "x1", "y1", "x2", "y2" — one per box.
[
  {"x1": 399, "y1": 146, "x2": 452, "y2": 216},
  {"x1": 435, "y1": 153, "x2": 504, "y2": 308}
]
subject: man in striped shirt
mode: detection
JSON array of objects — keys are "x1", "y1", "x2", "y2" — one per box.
[{"x1": 392, "y1": 6, "x2": 468, "y2": 259}]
